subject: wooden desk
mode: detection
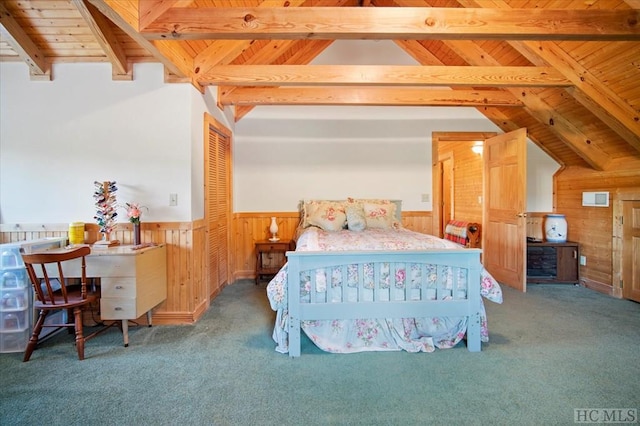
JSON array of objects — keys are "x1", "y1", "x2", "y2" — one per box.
[{"x1": 43, "y1": 244, "x2": 167, "y2": 347}]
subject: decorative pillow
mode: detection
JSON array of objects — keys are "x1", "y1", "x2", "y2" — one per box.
[
  {"x1": 347, "y1": 198, "x2": 400, "y2": 229},
  {"x1": 346, "y1": 204, "x2": 366, "y2": 232},
  {"x1": 305, "y1": 201, "x2": 347, "y2": 231},
  {"x1": 362, "y1": 202, "x2": 397, "y2": 229},
  {"x1": 301, "y1": 200, "x2": 333, "y2": 228}
]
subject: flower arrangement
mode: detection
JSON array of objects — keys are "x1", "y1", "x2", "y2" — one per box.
[{"x1": 125, "y1": 202, "x2": 147, "y2": 225}]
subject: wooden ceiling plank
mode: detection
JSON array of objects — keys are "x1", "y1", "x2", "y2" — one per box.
[
  {"x1": 516, "y1": 40, "x2": 640, "y2": 154},
  {"x1": 199, "y1": 64, "x2": 571, "y2": 87},
  {"x1": 442, "y1": 37, "x2": 611, "y2": 171},
  {"x1": 394, "y1": 40, "x2": 448, "y2": 65},
  {"x1": 87, "y1": 0, "x2": 195, "y2": 84},
  {"x1": 459, "y1": 0, "x2": 640, "y2": 155},
  {"x1": 139, "y1": 0, "x2": 179, "y2": 30},
  {"x1": 71, "y1": 0, "x2": 129, "y2": 75},
  {"x1": 194, "y1": 0, "x2": 307, "y2": 76},
  {"x1": 0, "y1": 2, "x2": 49, "y2": 76},
  {"x1": 483, "y1": 107, "x2": 566, "y2": 164},
  {"x1": 141, "y1": 7, "x2": 640, "y2": 41},
  {"x1": 219, "y1": 87, "x2": 523, "y2": 106}
]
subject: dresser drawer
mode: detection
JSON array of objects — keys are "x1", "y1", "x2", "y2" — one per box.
[
  {"x1": 100, "y1": 298, "x2": 136, "y2": 319},
  {"x1": 101, "y1": 278, "x2": 136, "y2": 298}
]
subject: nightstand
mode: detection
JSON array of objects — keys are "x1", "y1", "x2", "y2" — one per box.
[
  {"x1": 255, "y1": 240, "x2": 293, "y2": 284},
  {"x1": 527, "y1": 241, "x2": 579, "y2": 284}
]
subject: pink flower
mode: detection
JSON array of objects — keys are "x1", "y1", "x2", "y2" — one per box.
[{"x1": 125, "y1": 202, "x2": 147, "y2": 224}]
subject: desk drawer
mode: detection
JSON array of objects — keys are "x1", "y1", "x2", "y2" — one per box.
[
  {"x1": 101, "y1": 278, "x2": 136, "y2": 298},
  {"x1": 101, "y1": 298, "x2": 136, "y2": 319}
]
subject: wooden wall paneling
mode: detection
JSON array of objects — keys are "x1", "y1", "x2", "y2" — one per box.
[
  {"x1": 401, "y1": 211, "x2": 433, "y2": 235},
  {"x1": 232, "y1": 212, "x2": 299, "y2": 281},
  {"x1": 554, "y1": 165, "x2": 640, "y2": 295},
  {"x1": 0, "y1": 221, "x2": 206, "y2": 325},
  {"x1": 231, "y1": 210, "x2": 433, "y2": 281},
  {"x1": 439, "y1": 140, "x2": 483, "y2": 224},
  {"x1": 432, "y1": 132, "x2": 497, "y2": 240},
  {"x1": 525, "y1": 212, "x2": 549, "y2": 241}
]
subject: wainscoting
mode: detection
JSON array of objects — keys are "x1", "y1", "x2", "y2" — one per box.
[{"x1": 0, "y1": 211, "x2": 432, "y2": 325}]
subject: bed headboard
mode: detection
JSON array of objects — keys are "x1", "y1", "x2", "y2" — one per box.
[{"x1": 298, "y1": 199, "x2": 403, "y2": 223}]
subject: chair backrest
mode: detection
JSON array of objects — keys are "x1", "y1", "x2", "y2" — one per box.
[{"x1": 21, "y1": 246, "x2": 91, "y2": 306}]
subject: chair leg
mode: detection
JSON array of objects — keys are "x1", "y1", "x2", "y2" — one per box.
[
  {"x1": 66, "y1": 308, "x2": 74, "y2": 334},
  {"x1": 23, "y1": 310, "x2": 48, "y2": 362},
  {"x1": 73, "y1": 307, "x2": 85, "y2": 360}
]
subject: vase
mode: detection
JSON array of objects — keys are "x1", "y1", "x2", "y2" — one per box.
[
  {"x1": 545, "y1": 214, "x2": 567, "y2": 243},
  {"x1": 133, "y1": 223, "x2": 141, "y2": 245}
]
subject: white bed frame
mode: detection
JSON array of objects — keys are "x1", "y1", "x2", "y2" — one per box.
[{"x1": 285, "y1": 248, "x2": 483, "y2": 357}]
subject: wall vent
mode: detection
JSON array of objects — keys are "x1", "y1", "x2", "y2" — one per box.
[{"x1": 582, "y1": 191, "x2": 609, "y2": 207}]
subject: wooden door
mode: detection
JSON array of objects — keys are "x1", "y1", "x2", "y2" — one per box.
[
  {"x1": 440, "y1": 153, "x2": 454, "y2": 236},
  {"x1": 622, "y1": 200, "x2": 640, "y2": 302},
  {"x1": 205, "y1": 116, "x2": 232, "y2": 299},
  {"x1": 483, "y1": 128, "x2": 528, "y2": 291}
]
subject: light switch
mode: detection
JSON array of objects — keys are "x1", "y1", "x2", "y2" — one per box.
[{"x1": 169, "y1": 193, "x2": 178, "y2": 206}]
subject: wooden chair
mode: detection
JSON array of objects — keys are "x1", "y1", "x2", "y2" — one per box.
[{"x1": 21, "y1": 246, "x2": 107, "y2": 361}]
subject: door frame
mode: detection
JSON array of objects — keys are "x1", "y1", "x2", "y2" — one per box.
[
  {"x1": 612, "y1": 188, "x2": 640, "y2": 299},
  {"x1": 432, "y1": 132, "x2": 497, "y2": 240},
  {"x1": 438, "y1": 151, "x2": 454, "y2": 236}
]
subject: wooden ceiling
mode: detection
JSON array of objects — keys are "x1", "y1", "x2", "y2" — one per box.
[{"x1": 1, "y1": 0, "x2": 639, "y2": 171}]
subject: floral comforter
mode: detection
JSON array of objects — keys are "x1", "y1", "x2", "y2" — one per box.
[{"x1": 266, "y1": 227, "x2": 502, "y2": 354}]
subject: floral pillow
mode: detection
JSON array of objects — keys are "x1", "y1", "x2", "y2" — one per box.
[
  {"x1": 362, "y1": 202, "x2": 397, "y2": 229},
  {"x1": 347, "y1": 198, "x2": 400, "y2": 229},
  {"x1": 346, "y1": 204, "x2": 367, "y2": 231},
  {"x1": 304, "y1": 201, "x2": 347, "y2": 231}
]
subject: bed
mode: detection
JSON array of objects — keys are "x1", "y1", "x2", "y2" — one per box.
[{"x1": 265, "y1": 199, "x2": 502, "y2": 357}]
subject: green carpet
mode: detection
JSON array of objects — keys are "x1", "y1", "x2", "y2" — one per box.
[{"x1": 1, "y1": 281, "x2": 638, "y2": 426}]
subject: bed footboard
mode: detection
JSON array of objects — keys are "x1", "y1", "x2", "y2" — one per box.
[{"x1": 286, "y1": 249, "x2": 483, "y2": 357}]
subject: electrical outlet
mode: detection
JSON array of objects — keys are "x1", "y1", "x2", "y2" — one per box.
[
  {"x1": 580, "y1": 255, "x2": 586, "y2": 266},
  {"x1": 169, "y1": 193, "x2": 178, "y2": 206},
  {"x1": 421, "y1": 193, "x2": 430, "y2": 203}
]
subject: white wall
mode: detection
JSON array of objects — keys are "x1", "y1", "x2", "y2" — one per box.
[
  {"x1": 232, "y1": 40, "x2": 560, "y2": 213},
  {"x1": 0, "y1": 40, "x2": 559, "y2": 224},
  {"x1": 0, "y1": 62, "x2": 195, "y2": 224},
  {"x1": 233, "y1": 108, "x2": 502, "y2": 212},
  {"x1": 527, "y1": 142, "x2": 561, "y2": 212}
]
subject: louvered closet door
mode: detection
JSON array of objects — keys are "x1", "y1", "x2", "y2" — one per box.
[{"x1": 206, "y1": 120, "x2": 231, "y2": 298}]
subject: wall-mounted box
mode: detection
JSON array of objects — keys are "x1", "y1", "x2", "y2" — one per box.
[{"x1": 582, "y1": 191, "x2": 609, "y2": 207}]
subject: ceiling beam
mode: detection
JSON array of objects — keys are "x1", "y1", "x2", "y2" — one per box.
[
  {"x1": 141, "y1": 7, "x2": 640, "y2": 41},
  {"x1": 215, "y1": 39, "x2": 333, "y2": 120},
  {"x1": 139, "y1": 0, "x2": 179, "y2": 30},
  {"x1": 0, "y1": 2, "x2": 49, "y2": 77},
  {"x1": 71, "y1": 0, "x2": 129, "y2": 76},
  {"x1": 199, "y1": 65, "x2": 571, "y2": 87},
  {"x1": 219, "y1": 87, "x2": 523, "y2": 107},
  {"x1": 87, "y1": 0, "x2": 196, "y2": 87}
]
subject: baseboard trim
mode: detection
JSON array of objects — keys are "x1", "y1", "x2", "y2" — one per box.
[{"x1": 580, "y1": 277, "x2": 617, "y2": 298}]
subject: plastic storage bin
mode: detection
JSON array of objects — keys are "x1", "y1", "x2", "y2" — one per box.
[{"x1": 0, "y1": 238, "x2": 66, "y2": 353}]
